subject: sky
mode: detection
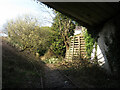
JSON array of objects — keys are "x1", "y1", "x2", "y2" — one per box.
[{"x1": 0, "y1": 0, "x2": 55, "y2": 31}]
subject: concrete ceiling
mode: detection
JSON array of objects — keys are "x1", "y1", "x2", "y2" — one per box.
[{"x1": 43, "y1": 2, "x2": 120, "y2": 28}]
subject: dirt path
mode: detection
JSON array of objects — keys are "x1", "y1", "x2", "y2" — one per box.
[
  {"x1": 2, "y1": 37, "x2": 76, "y2": 88},
  {"x1": 43, "y1": 64, "x2": 76, "y2": 88}
]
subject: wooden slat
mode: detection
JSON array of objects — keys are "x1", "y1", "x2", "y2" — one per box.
[
  {"x1": 73, "y1": 54, "x2": 79, "y2": 56},
  {"x1": 65, "y1": 35, "x2": 87, "y2": 60},
  {"x1": 80, "y1": 49, "x2": 86, "y2": 51},
  {"x1": 81, "y1": 39, "x2": 85, "y2": 42},
  {"x1": 74, "y1": 41, "x2": 79, "y2": 43},
  {"x1": 73, "y1": 50, "x2": 79, "y2": 52},
  {"x1": 80, "y1": 53, "x2": 86, "y2": 54},
  {"x1": 80, "y1": 44, "x2": 85, "y2": 46}
]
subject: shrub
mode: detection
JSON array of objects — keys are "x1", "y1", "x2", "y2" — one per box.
[
  {"x1": 82, "y1": 27, "x2": 94, "y2": 59},
  {"x1": 6, "y1": 15, "x2": 53, "y2": 56}
]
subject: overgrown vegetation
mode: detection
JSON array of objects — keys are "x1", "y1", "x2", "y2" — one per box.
[
  {"x1": 82, "y1": 27, "x2": 95, "y2": 59},
  {"x1": 5, "y1": 13, "x2": 96, "y2": 62},
  {"x1": 3, "y1": 10, "x2": 119, "y2": 88},
  {"x1": 6, "y1": 12, "x2": 76, "y2": 59},
  {"x1": 2, "y1": 1, "x2": 120, "y2": 88},
  {"x1": 57, "y1": 59, "x2": 119, "y2": 88},
  {"x1": 44, "y1": 57, "x2": 62, "y2": 64},
  {"x1": 2, "y1": 38, "x2": 43, "y2": 88},
  {"x1": 6, "y1": 15, "x2": 53, "y2": 56},
  {"x1": 50, "y1": 11, "x2": 75, "y2": 57}
]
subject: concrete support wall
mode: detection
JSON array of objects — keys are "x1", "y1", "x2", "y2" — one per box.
[
  {"x1": 97, "y1": 22, "x2": 115, "y2": 73},
  {"x1": 95, "y1": 14, "x2": 120, "y2": 74},
  {"x1": 91, "y1": 44, "x2": 105, "y2": 66}
]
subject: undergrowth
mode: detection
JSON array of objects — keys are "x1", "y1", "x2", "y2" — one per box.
[
  {"x1": 57, "y1": 59, "x2": 120, "y2": 88},
  {"x1": 43, "y1": 57, "x2": 63, "y2": 64}
]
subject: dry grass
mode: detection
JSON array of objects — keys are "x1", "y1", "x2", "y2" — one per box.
[{"x1": 2, "y1": 38, "x2": 43, "y2": 88}]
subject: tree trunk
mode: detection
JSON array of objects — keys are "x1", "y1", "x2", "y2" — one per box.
[{"x1": 64, "y1": 41, "x2": 69, "y2": 51}]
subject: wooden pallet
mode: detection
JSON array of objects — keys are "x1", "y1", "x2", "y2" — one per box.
[{"x1": 65, "y1": 34, "x2": 87, "y2": 61}]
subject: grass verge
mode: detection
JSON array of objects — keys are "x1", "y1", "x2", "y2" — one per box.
[{"x1": 2, "y1": 38, "x2": 43, "y2": 88}]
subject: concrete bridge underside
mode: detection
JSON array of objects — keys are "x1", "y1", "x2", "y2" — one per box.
[{"x1": 43, "y1": 2, "x2": 120, "y2": 75}]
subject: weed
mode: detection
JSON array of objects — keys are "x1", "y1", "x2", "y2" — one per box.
[{"x1": 44, "y1": 57, "x2": 62, "y2": 64}]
